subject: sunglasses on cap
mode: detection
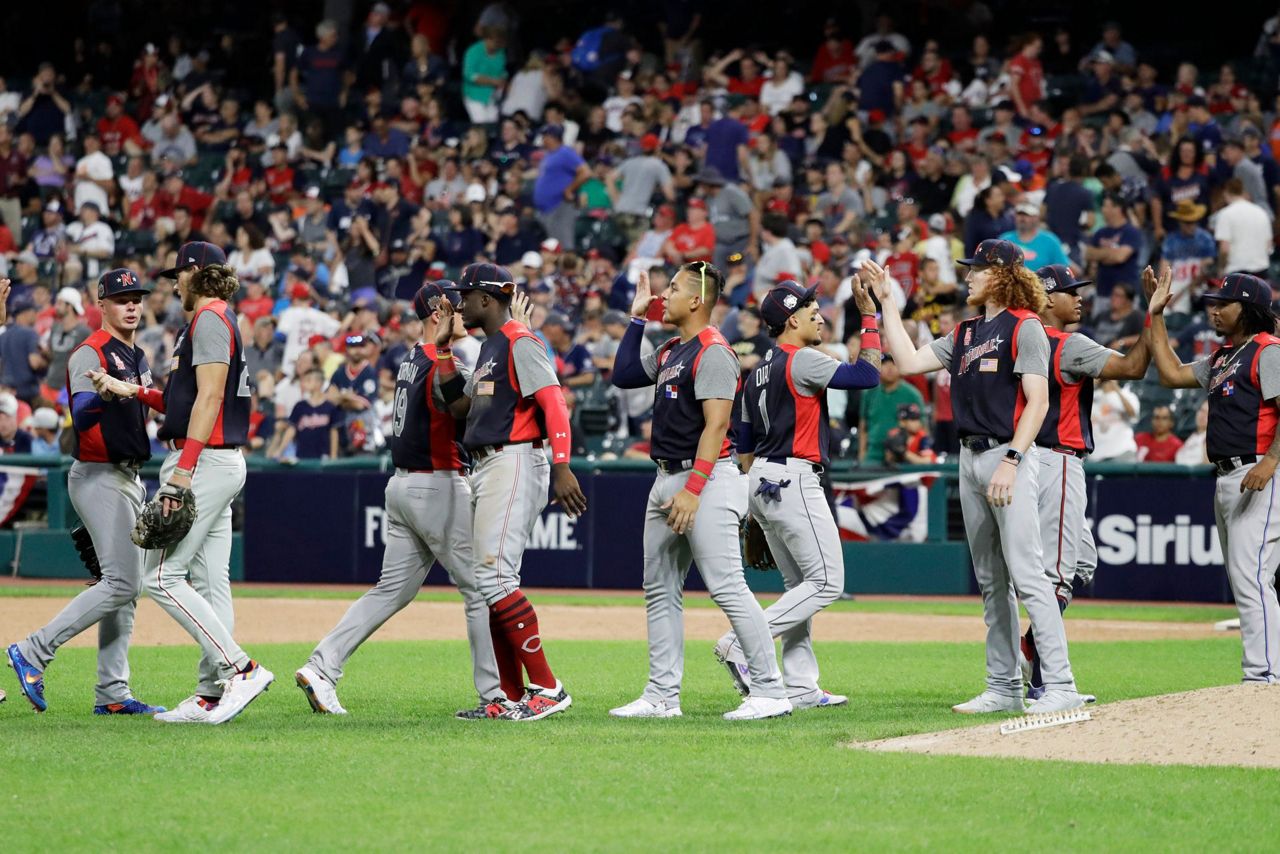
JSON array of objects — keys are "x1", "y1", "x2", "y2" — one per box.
[
  {"x1": 345, "y1": 335, "x2": 368, "y2": 347},
  {"x1": 727, "y1": 253, "x2": 745, "y2": 265},
  {"x1": 478, "y1": 279, "x2": 517, "y2": 294}
]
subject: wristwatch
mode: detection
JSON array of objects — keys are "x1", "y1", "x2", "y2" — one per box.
[{"x1": 1004, "y1": 448, "x2": 1023, "y2": 466}]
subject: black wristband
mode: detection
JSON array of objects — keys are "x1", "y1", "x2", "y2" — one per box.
[
  {"x1": 1004, "y1": 448, "x2": 1023, "y2": 466},
  {"x1": 440, "y1": 373, "x2": 466, "y2": 404}
]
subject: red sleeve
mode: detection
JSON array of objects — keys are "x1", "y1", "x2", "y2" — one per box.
[
  {"x1": 532, "y1": 385, "x2": 572, "y2": 464},
  {"x1": 137, "y1": 387, "x2": 165, "y2": 413}
]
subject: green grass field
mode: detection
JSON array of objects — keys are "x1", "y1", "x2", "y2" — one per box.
[{"x1": 2, "y1": 628, "x2": 1277, "y2": 851}]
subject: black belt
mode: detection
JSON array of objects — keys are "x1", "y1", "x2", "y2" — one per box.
[
  {"x1": 1051, "y1": 446, "x2": 1085, "y2": 458},
  {"x1": 1214, "y1": 455, "x2": 1257, "y2": 476},
  {"x1": 764, "y1": 456, "x2": 825, "y2": 474},
  {"x1": 654, "y1": 458, "x2": 693, "y2": 474},
  {"x1": 471, "y1": 439, "x2": 543, "y2": 460},
  {"x1": 171, "y1": 439, "x2": 237, "y2": 450},
  {"x1": 960, "y1": 435, "x2": 1011, "y2": 452}
]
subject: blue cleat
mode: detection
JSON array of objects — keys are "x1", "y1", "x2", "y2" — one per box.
[
  {"x1": 7, "y1": 643, "x2": 46, "y2": 712},
  {"x1": 94, "y1": 699, "x2": 167, "y2": 716}
]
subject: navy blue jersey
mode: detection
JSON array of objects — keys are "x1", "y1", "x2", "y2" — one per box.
[
  {"x1": 650, "y1": 327, "x2": 737, "y2": 461},
  {"x1": 69, "y1": 330, "x2": 153, "y2": 462},
  {"x1": 1039, "y1": 328, "x2": 1095, "y2": 453},
  {"x1": 1205, "y1": 334, "x2": 1280, "y2": 463},
  {"x1": 329, "y1": 361, "x2": 379, "y2": 404},
  {"x1": 742, "y1": 344, "x2": 830, "y2": 464},
  {"x1": 159, "y1": 301, "x2": 251, "y2": 446},
  {"x1": 391, "y1": 343, "x2": 464, "y2": 470},
  {"x1": 288, "y1": 398, "x2": 339, "y2": 459},
  {"x1": 950, "y1": 309, "x2": 1040, "y2": 440},
  {"x1": 463, "y1": 320, "x2": 550, "y2": 449}
]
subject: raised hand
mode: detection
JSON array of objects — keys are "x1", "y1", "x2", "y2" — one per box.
[
  {"x1": 434, "y1": 299, "x2": 456, "y2": 347},
  {"x1": 630, "y1": 269, "x2": 658, "y2": 319},
  {"x1": 851, "y1": 273, "x2": 877, "y2": 314},
  {"x1": 1147, "y1": 264, "x2": 1173, "y2": 316},
  {"x1": 510, "y1": 290, "x2": 533, "y2": 327},
  {"x1": 859, "y1": 259, "x2": 891, "y2": 303}
]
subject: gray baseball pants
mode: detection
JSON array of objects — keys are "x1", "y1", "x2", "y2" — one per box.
[
  {"x1": 1214, "y1": 466, "x2": 1280, "y2": 683},
  {"x1": 1037, "y1": 449, "x2": 1098, "y2": 604},
  {"x1": 469, "y1": 444, "x2": 550, "y2": 606}
]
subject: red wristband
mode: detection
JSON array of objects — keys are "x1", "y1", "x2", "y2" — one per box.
[
  {"x1": 137, "y1": 387, "x2": 164, "y2": 410},
  {"x1": 1144, "y1": 313, "x2": 1152, "y2": 328},
  {"x1": 177, "y1": 438, "x2": 206, "y2": 472},
  {"x1": 684, "y1": 458, "x2": 714, "y2": 496},
  {"x1": 860, "y1": 331, "x2": 882, "y2": 351},
  {"x1": 861, "y1": 314, "x2": 878, "y2": 331}
]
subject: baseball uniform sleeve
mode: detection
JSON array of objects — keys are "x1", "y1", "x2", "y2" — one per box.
[
  {"x1": 433, "y1": 360, "x2": 472, "y2": 407},
  {"x1": 1260, "y1": 345, "x2": 1280, "y2": 400},
  {"x1": 693, "y1": 344, "x2": 740, "y2": 400},
  {"x1": 1061, "y1": 333, "x2": 1119, "y2": 382},
  {"x1": 1013, "y1": 320, "x2": 1050, "y2": 377},
  {"x1": 191, "y1": 314, "x2": 233, "y2": 366},
  {"x1": 511, "y1": 335, "x2": 560, "y2": 397},
  {"x1": 67, "y1": 346, "x2": 102, "y2": 395},
  {"x1": 1192, "y1": 356, "x2": 1212, "y2": 389},
  {"x1": 928, "y1": 333, "x2": 955, "y2": 366},
  {"x1": 789, "y1": 347, "x2": 840, "y2": 396}
]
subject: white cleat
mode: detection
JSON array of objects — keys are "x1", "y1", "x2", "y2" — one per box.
[
  {"x1": 793, "y1": 690, "x2": 849, "y2": 710},
  {"x1": 609, "y1": 697, "x2": 683, "y2": 718},
  {"x1": 723, "y1": 696, "x2": 792, "y2": 721},
  {"x1": 208, "y1": 663, "x2": 275, "y2": 725},
  {"x1": 713, "y1": 637, "x2": 751, "y2": 697},
  {"x1": 154, "y1": 696, "x2": 214, "y2": 724},
  {"x1": 1025, "y1": 689, "x2": 1086, "y2": 714},
  {"x1": 952, "y1": 691, "x2": 1025, "y2": 714},
  {"x1": 295, "y1": 666, "x2": 347, "y2": 715}
]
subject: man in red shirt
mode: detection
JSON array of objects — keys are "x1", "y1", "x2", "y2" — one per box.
[
  {"x1": 663, "y1": 198, "x2": 715, "y2": 264},
  {"x1": 162, "y1": 173, "x2": 213, "y2": 230},
  {"x1": 1135, "y1": 405, "x2": 1183, "y2": 462},
  {"x1": 1009, "y1": 33, "x2": 1045, "y2": 118},
  {"x1": 884, "y1": 228, "x2": 920, "y2": 303},
  {"x1": 97, "y1": 95, "x2": 145, "y2": 157},
  {"x1": 809, "y1": 18, "x2": 856, "y2": 83},
  {"x1": 264, "y1": 144, "x2": 297, "y2": 205},
  {"x1": 947, "y1": 106, "x2": 980, "y2": 152}
]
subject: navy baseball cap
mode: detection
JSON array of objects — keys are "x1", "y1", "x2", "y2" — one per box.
[
  {"x1": 1202, "y1": 273, "x2": 1275, "y2": 313},
  {"x1": 97, "y1": 268, "x2": 149, "y2": 300},
  {"x1": 159, "y1": 241, "x2": 226, "y2": 279},
  {"x1": 413, "y1": 280, "x2": 460, "y2": 319},
  {"x1": 958, "y1": 239, "x2": 1024, "y2": 269},
  {"x1": 1038, "y1": 264, "x2": 1093, "y2": 294},
  {"x1": 456, "y1": 262, "x2": 516, "y2": 298},
  {"x1": 760, "y1": 279, "x2": 817, "y2": 329},
  {"x1": 897, "y1": 402, "x2": 923, "y2": 421}
]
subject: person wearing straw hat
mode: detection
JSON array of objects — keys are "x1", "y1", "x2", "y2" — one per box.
[{"x1": 1160, "y1": 198, "x2": 1217, "y2": 316}]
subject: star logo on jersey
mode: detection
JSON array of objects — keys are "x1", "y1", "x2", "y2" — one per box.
[
  {"x1": 959, "y1": 336, "x2": 1004, "y2": 374},
  {"x1": 473, "y1": 358, "x2": 497, "y2": 383}
]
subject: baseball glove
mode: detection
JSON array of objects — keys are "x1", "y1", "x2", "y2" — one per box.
[
  {"x1": 70, "y1": 524, "x2": 102, "y2": 585},
  {"x1": 131, "y1": 484, "x2": 197, "y2": 550},
  {"x1": 740, "y1": 515, "x2": 777, "y2": 572}
]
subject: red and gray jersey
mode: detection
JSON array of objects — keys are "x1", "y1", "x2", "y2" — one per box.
[
  {"x1": 929, "y1": 309, "x2": 1049, "y2": 440},
  {"x1": 390, "y1": 342, "x2": 465, "y2": 471},
  {"x1": 644, "y1": 327, "x2": 740, "y2": 461},
  {"x1": 159, "y1": 300, "x2": 251, "y2": 446},
  {"x1": 67, "y1": 330, "x2": 152, "y2": 462},
  {"x1": 1195, "y1": 333, "x2": 1280, "y2": 463},
  {"x1": 740, "y1": 344, "x2": 838, "y2": 464},
  {"x1": 462, "y1": 320, "x2": 559, "y2": 449},
  {"x1": 1039, "y1": 329, "x2": 1115, "y2": 454}
]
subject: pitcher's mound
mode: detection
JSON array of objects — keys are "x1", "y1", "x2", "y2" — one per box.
[{"x1": 853, "y1": 684, "x2": 1280, "y2": 768}]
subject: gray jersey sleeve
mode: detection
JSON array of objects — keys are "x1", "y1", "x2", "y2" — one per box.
[
  {"x1": 67, "y1": 346, "x2": 102, "y2": 395},
  {"x1": 191, "y1": 314, "x2": 233, "y2": 366},
  {"x1": 789, "y1": 347, "x2": 840, "y2": 396},
  {"x1": 1260, "y1": 344, "x2": 1280, "y2": 401},
  {"x1": 693, "y1": 344, "x2": 740, "y2": 400},
  {"x1": 1060, "y1": 333, "x2": 1118, "y2": 382},
  {"x1": 1013, "y1": 319, "x2": 1050, "y2": 378},
  {"x1": 511, "y1": 336, "x2": 560, "y2": 397},
  {"x1": 640, "y1": 338, "x2": 664, "y2": 381},
  {"x1": 1193, "y1": 356, "x2": 1212, "y2": 390},
  {"x1": 929, "y1": 333, "x2": 955, "y2": 367}
]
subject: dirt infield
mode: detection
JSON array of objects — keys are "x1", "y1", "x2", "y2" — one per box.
[
  {"x1": 854, "y1": 684, "x2": 1280, "y2": 768},
  {"x1": 0, "y1": 594, "x2": 1222, "y2": 648}
]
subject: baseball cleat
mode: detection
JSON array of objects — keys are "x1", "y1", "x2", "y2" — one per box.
[
  {"x1": 7, "y1": 643, "x2": 46, "y2": 712},
  {"x1": 295, "y1": 666, "x2": 347, "y2": 715},
  {"x1": 207, "y1": 662, "x2": 275, "y2": 725},
  {"x1": 793, "y1": 690, "x2": 848, "y2": 710},
  {"x1": 713, "y1": 637, "x2": 751, "y2": 697},
  {"x1": 500, "y1": 680, "x2": 572, "y2": 722},
  {"x1": 1082, "y1": 693, "x2": 1097, "y2": 704},
  {"x1": 723, "y1": 696, "x2": 792, "y2": 721},
  {"x1": 609, "y1": 697, "x2": 683, "y2": 718},
  {"x1": 155, "y1": 696, "x2": 216, "y2": 724},
  {"x1": 1025, "y1": 689, "x2": 1086, "y2": 714},
  {"x1": 1026, "y1": 684, "x2": 1046, "y2": 702},
  {"x1": 0, "y1": 687, "x2": 6, "y2": 703},
  {"x1": 456, "y1": 697, "x2": 519, "y2": 719},
  {"x1": 94, "y1": 699, "x2": 166, "y2": 715},
  {"x1": 951, "y1": 691, "x2": 1025, "y2": 714}
]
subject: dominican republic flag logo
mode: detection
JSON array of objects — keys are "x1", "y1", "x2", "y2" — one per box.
[
  {"x1": 1222, "y1": 381, "x2": 1234, "y2": 396},
  {"x1": 665, "y1": 384, "x2": 679, "y2": 399}
]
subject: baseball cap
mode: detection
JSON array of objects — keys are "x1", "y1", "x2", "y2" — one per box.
[
  {"x1": 540, "y1": 238, "x2": 562, "y2": 253},
  {"x1": 521, "y1": 251, "x2": 543, "y2": 269},
  {"x1": 29, "y1": 408, "x2": 59, "y2": 431},
  {"x1": 539, "y1": 124, "x2": 565, "y2": 141},
  {"x1": 304, "y1": 185, "x2": 321, "y2": 199},
  {"x1": 640, "y1": 133, "x2": 660, "y2": 152},
  {"x1": 10, "y1": 296, "x2": 35, "y2": 315},
  {"x1": 655, "y1": 204, "x2": 676, "y2": 219},
  {"x1": 344, "y1": 334, "x2": 371, "y2": 348},
  {"x1": 1015, "y1": 201, "x2": 1040, "y2": 216},
  {"x1": 687, "y1": 197, "x2": 708, "y2": 210},
  {"x1": 56, "y1": 287, "x2": 85, "y2": 314},
  {"x1": 1202, "y1": 273, "x2": 1275, "y2": 314},
  {"x1": 760, "y1": 280, "x2": 817, "y2": 329},
  {"x1": 927, "y1": 212, "x2": 949, "y2": 233},
  {"x1": 1038, "y1": 264, "x2": 1093, "y2": 294},
  {"x1": 159, "y1": 241, "x2": 226, "y2": 279},
  {"x1": 602, "y1": 309, "x2": 628, "y2": 327},
  {"x1": 15, "y1": 250, "x2": 38, "y2": 266},
  {"x1": 0, "y1": 394, "x2": 17, "y2": 417},
  {"x1": 958, "y1": 239, "x2": 1024, "y2": 269},
  {"x1": 464, "y1": 184, "x2": 486, "y2": 203},
  {"x1": 897, "y1": 402, "x2": 923, "y2": 421},
  {"x1": 542, "y1": 312, "x2": 574, "y2": 331},
  {"x1": 44, "y1": 199, "x2": 61, "y2": 214},
  {"x1": 413, "y1": 281, "x2": 461, "y2": 319},
  {"x1": 97, "y1": 268, "x2": 149, "y2": 300},
  {"x1": 290, "y1": 282, "x2": 312, "y2": 300},
  {"x1": 456, "y1": 262, "x2": 516, "y2": 298}
]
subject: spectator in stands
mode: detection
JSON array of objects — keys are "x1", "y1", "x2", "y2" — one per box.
[
  {"x1": 1090, "y1": 378, "x2": 1140, "y2": 461},
  {"x1": 1175, "y1": 400, "x2": 1209, "y2": 465},
  {"x1": 462, "y1": 27, "x2": 507, "y2": 124},
  {"x1": 752, "y1": 213, "x2": 803, "y2": 301},
  {"x1": 1092, "y1": 284, "x2": 1145, "y2": 350},
  {"x1": 41, "y1": 288, "x2": 90, "y2": 401},
  {"x1": 1135, "y1": 405, "x2": 1184, "y2": 462},
  {"x1": 1219, "y1": 137, "x2": 1274, "y2": 218},
  {"x1": 702, "y1": 100, "x2": 749, "y2": 184},
  {"x1": 698, "y1": 166, "x2": 755, "y2": 271},
  {"x1": 963, "y1": 185, "x2": 1012, "y2": 255},
  {"x1": 227, "y1": 224, "x2": 276, "y2": 291},
  {"x1": 0, "y1": 393, "x2": 33, "y2": 453},
  {"x1": 542, "y1": 313, "x2": 596, "y2": 389},
  {"x1": 815, "y1": 162, "x2": 867, "y2": 239},
  {"x1": 1214, "y1": 177, "x2": 1273, "y2": 276},
  {"x1": 292, "y1": 20, "x2": 347, "y2": 136},
  {"x1": 664, "y1": 198, "x2": 714, "y2": 264},
  {"x1": 270, "y1": 368, "x2": 340, "y2": 460},
  {"x1": 26, "y1": 407, "x2": 59, "y2": 455},
  {"x1": 16, "y1": 63, "x2": 70, "y2": 146},
  {"x1": 533, "y1": 125, "x2": 588, "y2": 251},
  {"x1": 858, "y1": 41, "x2": 905, "y2": 118},
  {"x1": 1043, "y1": 155, "x2": 1096, "y2": 264},
  {"x1": 99, "y1": 93, "x2": 147, "y2": 156},
  {"x1": 729, "y1": 306, "x2": 771, "y2": 373},
  {"x1": 278, "y1": 283, "x2": 340, "y2": 376},
  {"x1": 1, "y1": 299, "x2": 43, "y2": 403},
  {"x1": 1161, "y1": 199, "x2": 1217, "y2": 315},
  {"x1": 1008, "y1": 32, "x2": 1045, "y2": 118},
  {"x1": 1080, "y1": 52, "x2": 1123, "y2": 116},
  {"x1": 612, "y1": 135, "x2": 675, "y2": 242},
  {"x1": 810, "y1": 18, "x2": 855, "y2": 83},
  {"x1": 883, "y1": 402, "x2": 937, "y2": 465},
  {"x1": 1000, "y1": 201, "x2": 1071, "y2": 269},
  {"x1": 63, "y1": 202, "x2": 115, "y2": 284},
  {"x1": 1084, "y1": 193, "x2": 1141, "y2": 307},
  {"x1": 859, "y1": 354, "x2": 923, "y2": 464}
]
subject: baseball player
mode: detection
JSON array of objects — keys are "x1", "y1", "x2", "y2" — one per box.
[
  {"x1": 1149, "y1": 272, "x2": 1280, "y2": 683},
  {"x1": 1018, "y1": 264, "x2": 1156, "y2": 700},
  {"x1": 609, "y1": 261, "x2": 790, "y2": 721},
  {"x1": 868, "y1": 240, "x2": 1086, "y2": 714},
  {"x1": 144, "y1": 243, "x2": 273, "y2": 724},
  {"x1": 713, "y1": 277, "x2": 883, "y2": 710},
  {"x1": 435, "y1": 262, "x2": 587, "y2": 722},
  {"x1": 295, "y1": 282, "x2": 502, "y2": 716},
  {"x1": 6, "y1": 270, "x2": 165, "y2": 715}
]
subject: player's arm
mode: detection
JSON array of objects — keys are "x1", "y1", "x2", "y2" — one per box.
[
  {"x1": 433, "y1": 300, "x2": 473, "y2": 418},
  {"x1": 1243, "y1": 347, "x2": 1280, "y2": 492},
  {"x1": 826, "y1": 274, "x2": 883, "y2": 387},
  {"x1": 735, "y1": 391, "x2": 755, "y2": 473},
  {"x1": 612, "y1": 272, "x2": 661, "y2": 389},
  {"x1": 1099, "y1": 265, "x2": 1162, "y2": 380},
  {"x1": 663, "y1": 345, "x2": 738, "y2": 535},
  {"x1": 1147, "y1": 265, "x2": 1201, "y2": 389},
  {"x1": 860, "y1": 259, "x2": 943, "y2": 375},
  {"x1": 986, "y1": 322, "x2": 1051, "y2": 508},
  {"x1": 510, "y1": 334, "x2": 588, "y2": 516}
]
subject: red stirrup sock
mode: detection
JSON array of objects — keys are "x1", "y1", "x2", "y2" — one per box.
[
  {"x1": 490, "y1": 590, "x2": 555, "y2": 688},
  {"x1": 488, "y1": 611, "x2": 524, "y2": 700}
]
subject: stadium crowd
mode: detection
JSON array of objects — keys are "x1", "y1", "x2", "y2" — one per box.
[{"x1": 0, "y1": 4, "x2": 1278, "y2": 469}]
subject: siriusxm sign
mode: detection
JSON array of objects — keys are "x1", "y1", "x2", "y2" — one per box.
[{"x1": 1096, "y1": 513, "x2": 1223, "y2": 567}]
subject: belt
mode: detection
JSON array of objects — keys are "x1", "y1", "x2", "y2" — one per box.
[
  {"x1": 764, "y1": 456, "x2": 825, "y2": 474},
  {"x1": 395, "y1": 467, "x2": 461, "y2": 476},
  {"x1": 960, "y1": 435, "x2": 1011, "y2": 452},
  {"x1": 171, "y1": 439, "x2": 238, "y2": 451},
  {"x1": 1051, "y1": 446, "x2": 1085, "y2": 458},
  {"x1": 1214, "y1": 455, "x2": 1257, "y2": 476},
  {"x1": 117, "y1": 458, "x2": 146, "y2": 470},
  {"x1": 471, "y1": 439, "x2": 542, "y2": 460},
  {"x1": 654, "y1": 458, "x2": 693, "y2": 474}
]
